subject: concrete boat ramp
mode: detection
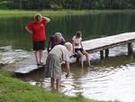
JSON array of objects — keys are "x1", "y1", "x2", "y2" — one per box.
[{"x1": 15, "y1": 32, "x2": 135, "y2": 74}]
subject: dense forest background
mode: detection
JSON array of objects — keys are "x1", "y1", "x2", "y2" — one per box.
[{"x1": 0, "y1": 0, "x2": 135, "y2": 10}]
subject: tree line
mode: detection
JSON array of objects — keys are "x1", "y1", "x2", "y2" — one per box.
[{"x1": 1, "y1": 0, "x2": 135, "y2": 9}]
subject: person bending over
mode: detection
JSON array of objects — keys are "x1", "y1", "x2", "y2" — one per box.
[{"x1": 45, "y1": 42, "x2": 72, "y2": 89}]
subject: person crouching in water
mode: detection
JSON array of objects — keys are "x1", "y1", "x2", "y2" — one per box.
[{"x1": 45, "y1": 42, "x2": 72, "y2": 89}]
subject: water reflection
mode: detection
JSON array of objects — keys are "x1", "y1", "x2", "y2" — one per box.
[
  {"x1": 1, "y1": 12, "x2": 135, "y2": 50},
  {"x1": 24, "y1": 63, "x2": 135, "y2": 102},
  {"x1": 81, "y1": 65, "x2": 135, "y2": 102}
]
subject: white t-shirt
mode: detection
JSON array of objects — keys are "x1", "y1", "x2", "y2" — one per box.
[
  {"x1": 49, "y1": 45, "x2": 70, "y2": 63},
  {"x1": 72, "y1": 36, "x2": 82, "y2": 49}
]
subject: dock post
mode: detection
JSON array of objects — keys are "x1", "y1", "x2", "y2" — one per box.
[
  {"x1": 100, "y1": 50, "x2": 104, "y2": 60},
  {"x1": 105, "y1": 49, "x2": 109, "y2": 58},
  {"x1": 128, "y1": 43, "x2": 133, "y2": 56}
]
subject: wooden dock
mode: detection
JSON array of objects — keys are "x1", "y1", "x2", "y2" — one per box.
[
  {"x1": 15, "y1": 32, "x2": 135, "y2": 74},
  {"x1": 82, "y1": 32, "x2": 135, "y2": 59}
]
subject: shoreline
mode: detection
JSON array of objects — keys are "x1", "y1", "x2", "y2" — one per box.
[{"x1": 0, "y1": 9, "x2": 135, "y2": 17}]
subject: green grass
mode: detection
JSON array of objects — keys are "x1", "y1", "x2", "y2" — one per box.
[
  {"x1": 0, "y1": 9, "x2": 90, "y2": 17},
  {"x1": 0, "y1": 69, "x2": 101, "y2": 102},
  {"x1": 0, "y1": 9, "x2": 135, "y2": 18}
]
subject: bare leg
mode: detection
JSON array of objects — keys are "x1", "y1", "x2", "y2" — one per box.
[
  {"x1": 34, "y1": 51, "x2": 39, "y2": 65},
  {"x1": 39, "y1": 50, "x2": 44, "y2": 64},
  {"x1": 77, "y1": 51, "x2": 84, "y2": 68},
  {"x1": 56, "y1": 79, "x2": 60, "y2": 90},
  {"x1": 80, "y1": 56, "x2": 84, "y2": 68},
  {"x1": 83, "y1": 51, "x2": 91, "y2": 67},
  {"x1": 51, "y1": 78, "x2": 55, "y2": 89}
]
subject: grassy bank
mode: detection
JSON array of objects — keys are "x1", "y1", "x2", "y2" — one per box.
[
  {"x1": 0, "y1": 9, "x2": 135, "y2": 17},
  {"x1": 0, "y1": 69, "x2": 100, "y2": 102},
  {"x1": 0, "y1": 9, "x2": 90, "y2": 17}
]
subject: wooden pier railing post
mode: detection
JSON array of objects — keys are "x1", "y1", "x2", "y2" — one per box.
[
  {"x1": 128, "y1": 43, "x2": 133, "y2": 56},
  {"x1": 105, "y1": 49, "x2": 109, "y2": 58},
  {"x1": 100, "y1": 50, "x2": 104, "y2": 60},
  {"x1": 82, "y1": 32, "x2": 135, "y2": 60}
]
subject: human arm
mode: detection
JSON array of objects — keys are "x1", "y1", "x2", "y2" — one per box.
[
  {"x1": 25, "y1": 26, "x2": 33, "y2": 34},
  {"x1": 72, "y1": 41, "x2": 76, "y2": 54},
  {"x1": 42, "y1": 16, "x2": 51, "y2": 23},
  {"x1": 62, "y1": 48, "x2": 71, "y2": 78},
  {"x1": 65, "y1": 61, "x2": 70, "y2": 78},
  {"x1": 71, "y1": 37, "x2": 76, "y2": 54},
  {"x1": 80, "y1": 41, "x2": 83, "y2": 49},
  {"x1": 80, "y1": 37, "x2": 84, "y2": 49}
]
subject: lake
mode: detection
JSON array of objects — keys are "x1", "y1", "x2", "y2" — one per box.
[
  {"x1": 1, "y1": 11, "x2": 135, "y2": 50},
  {"x1": 1, "y1": 10, "x2": 135, "y2": 102}
]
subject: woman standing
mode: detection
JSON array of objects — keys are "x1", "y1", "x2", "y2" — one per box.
[{"x1": 25, "y1": 13, "x2": 51, "y2": 66}]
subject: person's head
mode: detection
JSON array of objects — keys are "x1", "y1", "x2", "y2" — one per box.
[
  {"x1": 34, "y1": 13, "x2": 42, "y2": 22},
  {"x1": 54, "y1": 32, "x2": 63, "y2": 42},
  {"x1": 54, "y1": 32, "x2": 62, "y2": 38},
  {"x1": 64, "y1": 42, "x2": 72, "y2": 51},
  {"x1": 75, "y1": 31, "x2": 82, "y2": 38}
]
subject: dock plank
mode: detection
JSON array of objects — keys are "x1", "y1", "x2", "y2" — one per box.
[
  {"x1": 15, "y1": 65, "x2": 43, "y2": 74},
  {"x1": 82, "y1": 32, "x2": 135, "y2": 53}
]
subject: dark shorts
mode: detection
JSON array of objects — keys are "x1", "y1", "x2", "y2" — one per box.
[
  {"x1": 33, "y1": 40, "x2": 45, "y2": 51},
  {"x1": 75, "y1": 48, "x2": 84, "y2": 53}
]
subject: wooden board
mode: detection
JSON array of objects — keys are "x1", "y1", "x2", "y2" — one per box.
[
  {"x1": 15, "y1": 65, "x2": 43, "y2": 74},
  {"x1": 82, "y1": 32, "x2": 135, "y2": 53}
]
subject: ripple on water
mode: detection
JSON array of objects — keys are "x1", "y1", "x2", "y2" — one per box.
[
  {"x1": 78, "y1": 65, "x2": 135, "y2": 102},
  {"x1": 23, "y1": 64, "x2": 135, "y2": 102}
]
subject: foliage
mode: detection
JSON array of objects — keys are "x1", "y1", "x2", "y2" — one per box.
[{"x1": 0, "y1": 0, "x2": 135, "y2": 10}]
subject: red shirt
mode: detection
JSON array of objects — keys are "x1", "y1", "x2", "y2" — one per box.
[{"x1": 27, "y1": 18, "x2": 47, "y2": 41}]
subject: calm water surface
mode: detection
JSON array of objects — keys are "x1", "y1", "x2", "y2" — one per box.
[
  {"x1": 1, "y1": 11, "x2": 135, "y2": 102},
  {"x1": 0, "y1": 11, "x2": 135, "y2": 49}
]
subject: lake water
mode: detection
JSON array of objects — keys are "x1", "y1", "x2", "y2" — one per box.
[{"x1": 1, "y1": 11, "x2": 135, "y2": 102}]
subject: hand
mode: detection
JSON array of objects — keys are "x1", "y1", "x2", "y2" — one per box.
[
  {"x1": 65, "y1": 73, "x2": 69, "y2": 78},
  {"x1": 29, "y1": 31, "x2": 33, "y2": 34}
]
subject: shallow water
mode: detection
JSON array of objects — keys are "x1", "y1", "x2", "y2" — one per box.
[
  {"x1": 1, "y1": 44, "x2": 132, "y2": 102},
  {"x1": 21, "y1": 61, "x2": 135, "y2": 102},
  {"x1": 1, "y1": 45, "x2": 135, "y2": 102}
]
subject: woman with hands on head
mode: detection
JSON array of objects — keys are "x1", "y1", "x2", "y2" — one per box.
[{"x1": 25, "y1": 13, "x2": 51, "y2": 67}]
